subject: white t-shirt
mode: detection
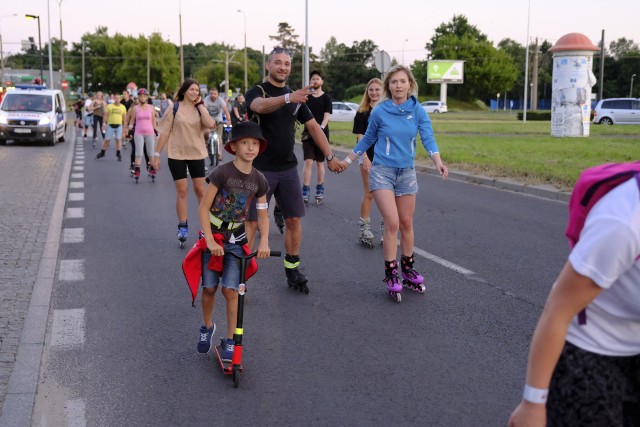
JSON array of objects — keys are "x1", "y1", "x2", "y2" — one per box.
[
  {"x1": 566, "y1": 177, "x2": 640, "y2": 356},
  {"x1": 84, "y1": 99, "x2": 93, "y2": 116}
]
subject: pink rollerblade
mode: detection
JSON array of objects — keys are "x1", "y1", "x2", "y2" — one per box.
[
  {"x1": 401, "y1": 254, "x2": 426, "y2": 293},
  {"x1": 384, "y1": 260, "x2": 402, "y2": 303}
]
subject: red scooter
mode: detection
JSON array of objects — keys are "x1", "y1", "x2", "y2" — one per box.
[{"x1": 214, "y1": 250, "x2": 281, "y2": 387}]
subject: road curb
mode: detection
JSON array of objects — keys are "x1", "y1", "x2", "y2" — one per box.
[
  {"x1": 329, "y1": 145, "x2": 572, "y2": 203},
  {"x1": 0, "y1": 128, "x2": 75, "y2": 426}
]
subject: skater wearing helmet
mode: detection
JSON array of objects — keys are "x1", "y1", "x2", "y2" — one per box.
[
  {"x1": 352, "y1": 78, "x2": 383, "y2": 248},
  {"x1": 152, "y1": 78, "x2": 216, "y2": 247},
  {"x1": 125, "y1": 88, "x2": 158, "y2": 182},
  {"x1": 196, "y1": 121, "x2": 270, "y2": 358},
  {"x1": 339, "y1": 65, "x2": 448, "y2": 302}
]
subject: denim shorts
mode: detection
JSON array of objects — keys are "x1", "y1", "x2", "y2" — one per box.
[
  {"x1": 201, "y1": 243, "x2": 245, "y2": 290},
  {"x1": 369, "y1": 164, "x2": 418, "y2": 196},
  {"x1": 105, "y1": 124, "x2": 123, "y2": 140}
]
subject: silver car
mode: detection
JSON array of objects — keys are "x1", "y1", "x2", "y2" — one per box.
[
  {"x1": 421, "y1": 100, "x2": 448, "y2": 114},
  {"x1": 592, "y1": 98, "x2": 640, "y2": 125},
  {"x1": 330, "y1": 101, "x2": 358, "y2": 122}
]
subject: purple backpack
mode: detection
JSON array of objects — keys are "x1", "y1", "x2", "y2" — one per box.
[{"x1": 565, "y1": 161, "x2": 640, "y2": 324}]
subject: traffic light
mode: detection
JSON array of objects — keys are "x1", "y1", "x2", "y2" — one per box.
[{"x1": 28, "y1": 37, "x2": 36, "y2": 52}]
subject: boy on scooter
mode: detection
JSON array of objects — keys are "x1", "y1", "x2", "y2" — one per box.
[{"x1": 196, "y1": 121, "x2": 271, "y2": 360}]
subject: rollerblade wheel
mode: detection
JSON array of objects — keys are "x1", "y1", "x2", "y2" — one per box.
[{"x1": 179, "y1": 241, "x2": 185, "y2": 249}]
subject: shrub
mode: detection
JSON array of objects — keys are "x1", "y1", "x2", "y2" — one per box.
[
  {"x1": 517, "y1": 111, "x2": 551, "y2": 121},
  {"x1": 344, "y1": 84, "x2": 367, "y2": 101}
]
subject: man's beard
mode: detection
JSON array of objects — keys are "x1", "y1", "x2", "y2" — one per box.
[{"x1": 270, "y1": 74, "x2": 287, "y2": 84}]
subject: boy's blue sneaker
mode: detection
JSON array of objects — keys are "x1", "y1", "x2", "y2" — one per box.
[
  {"x1": 197, "y1": 323, "x2": 215, "y2": 354},
  {"x1": 220, "y1": 338, "x2": 235, "y2": 363}
]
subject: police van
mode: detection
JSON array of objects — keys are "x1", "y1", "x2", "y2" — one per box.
[{"x1": 0, "y1": 85, "x2": 67, "y2": 146}]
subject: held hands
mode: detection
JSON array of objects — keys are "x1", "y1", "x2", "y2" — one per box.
[{"x1": 327, "y1": 157, "x2": 344, "y2": 173}]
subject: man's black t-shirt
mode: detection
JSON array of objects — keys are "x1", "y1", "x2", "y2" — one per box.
[
  {"x1": 302, "y1": 92, "x2": 332, "y2": 141},
  {"x1": 245, "y1": 82, "x2": 314, "y2": 172}
]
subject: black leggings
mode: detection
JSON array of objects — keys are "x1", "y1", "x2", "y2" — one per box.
[{"x1": 92, "y1": 115, "x2": 105, "y2": 140}]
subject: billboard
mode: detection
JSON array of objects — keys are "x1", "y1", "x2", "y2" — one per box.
[{"x1": 427, "y1": 60, "x2": 464, "y2": 84}]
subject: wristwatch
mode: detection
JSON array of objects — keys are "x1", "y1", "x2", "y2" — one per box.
[{"x1": 325, "y1": 154, "x2": 335, "y2": 161}]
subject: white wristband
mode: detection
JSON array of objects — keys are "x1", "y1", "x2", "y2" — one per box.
[
  {"x1": 284, "y1": 93, "x2": 291, "y2": 104},
  {"x1": 256, "y1": 203, "x2": 269, "y2": 210},
  {"x1": 344, "y1": 156, "x2": 352, "y2": 165},
  {"x1": 153, "y1": 152, "x2": 160, "y2": 157},
  {"x1": 522, "y1": 385, "x2": 548, "y2": 404}
]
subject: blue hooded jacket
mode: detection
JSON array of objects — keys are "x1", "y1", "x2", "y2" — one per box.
[{"x1": 352, "y1": 96, "x2": 439, "y2": 168}]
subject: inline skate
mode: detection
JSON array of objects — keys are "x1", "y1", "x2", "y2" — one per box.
[
  {"x1": 177, "y1": 221, "x2": 189, "y2": 248},
  {"x1": 401, "y1": 254, "x2": 425, "y2": 293},
  {"x1": 302, "y1": 185, "x2": 310, "y2": 205},
  {"x1": 383, "y1": 260, "x2": 402, "y2": 303},
  {"x1": 149, "y1": 165, "x2": 156, "y2": 183},
  {"x1": 285, "y1": 255, "x2": 309, "y2": 294},
  {"x1": 315, "y1": 184, "x2": 324, "y2": 205},
  {"x1": 359, "y1": 217, "x2": 374, "y2": 248},
  {"x1": 134, "y1": 166, "x2": 141, "y2": 183}
]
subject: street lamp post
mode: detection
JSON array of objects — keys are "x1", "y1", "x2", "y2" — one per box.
[
  {"x1": 522, "y1": 0, "x2": 531, "y2": 123},
  {"x1": 0, "y1": 14, "x2": 17, "y2": 89},
  {"x1": 58, "y1": 0, "x2": 65, "y2": 88},
  {"x1": 630, "y1": 74, "x2": 636, "y2": 98},
  {"x1": 402, "y1": 38, "x2": 408, "y2": 65},
  {"x1": 179, "y1": 0, "x2": 184, "y2": 82},
  {"x1": 237, "y1": 9, "x2": 247, "y2": 92},
  {"x1": 25, "y1": 14, "x2": 44, "y2": 84}
]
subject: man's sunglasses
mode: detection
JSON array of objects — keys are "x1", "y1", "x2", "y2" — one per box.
[{"x1": 270, "y1": 47, "x2": 293, "y2": 56}]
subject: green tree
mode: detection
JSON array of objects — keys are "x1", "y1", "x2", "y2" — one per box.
[{"x1": 427, "y1": 16, "x2": 518, "y2": 101}]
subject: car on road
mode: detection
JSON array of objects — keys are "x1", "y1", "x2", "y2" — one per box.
[
  {"x1": 0, "y1": 85, "x2": 67, "y2": 146},
  {"x1": 592, "y1": 97, "x2": 640, "y2": 125},
  {"x1": 421, "y1": 100, "x2": 448, "y2": 114},
  {"x1": 330, "y1": 101, "x2": 358, "y2": 122}
]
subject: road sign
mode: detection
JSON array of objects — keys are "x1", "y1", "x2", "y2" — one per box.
[
  {"x1": 61, "y1": 80, "x2": 68, "y2": 90},
  {"x1": 374, "y1": 51, "x2": 391, "y2": 74},
  {"x1": 427, "y1": 60, "x2": 465, "y2": 84}
]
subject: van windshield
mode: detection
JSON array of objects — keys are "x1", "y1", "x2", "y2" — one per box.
[{"x1": 1, "y1": 94, "x2": 53, "y2": 113}]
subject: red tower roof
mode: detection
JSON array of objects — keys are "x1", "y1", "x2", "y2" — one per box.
[{"x1": 549, "y1": 33, "x2": 599, "y2": 52}]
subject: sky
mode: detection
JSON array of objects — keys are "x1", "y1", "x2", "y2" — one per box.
[{"x1": 1, "y1": 0, "x2": 639, "y2": 67}]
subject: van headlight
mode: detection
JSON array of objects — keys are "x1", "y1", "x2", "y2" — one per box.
[
  {"x1": 39, "y1": 116, "x2": 51, "y2": 125},
  {"x1": 0, "y1": 116, "x2": 7, "y2": 125}
]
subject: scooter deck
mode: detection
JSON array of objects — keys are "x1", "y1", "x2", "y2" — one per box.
[{"x1": 214, "y1": 345, "x2": 242, "y2": 375}]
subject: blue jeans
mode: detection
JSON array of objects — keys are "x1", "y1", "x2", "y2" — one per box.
[
  {"x1": 201, "y1": 243, "x2": 244, "y2": 290},
  {"x1": 369, "y1": 164, "x2": 418, "y2": 196}
]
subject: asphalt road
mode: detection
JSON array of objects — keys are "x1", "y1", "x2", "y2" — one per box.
[{"x1": 16, "y1": 130, "x2": 570, "y2": 426}]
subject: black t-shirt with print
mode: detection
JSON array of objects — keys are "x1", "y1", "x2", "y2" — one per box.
[
  {"x1": 352, "y1": 110, "x2": 375, "y2": 161},
  {"x1": 245, "y1": 81, "x2": 314, "y2": 172},
  {"x1": 206, "y1": 162, "x2": 269, "y2": 244}
]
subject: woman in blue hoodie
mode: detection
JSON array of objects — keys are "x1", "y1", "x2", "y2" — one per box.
[{"x1": 339, "y1": 65, "x2": 448, "y2": 301}]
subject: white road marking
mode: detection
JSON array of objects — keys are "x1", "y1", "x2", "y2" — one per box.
[
  {"x1": 68, "y1": 193, "x2": 84, "y2": 202},
  {"x1": 71, "y1": 173, "x2": 84, "y2": 179},
  {"x1": 74, "y1": 160, "x2": 84, "y2": 165},
  {"x1": 69, "y1": 182, "x2": 84, "y2": 189},
  {"x1": 51, "y1": 309, "x2": 85, "y2": 346},
  {"x1": 400, "y1": 240, "x2": 476, "y2": 276},
  {"x1": 59, "y1": 260, "x2": 84, "y2": 281},
  {"x1": 65, "y1": 207, "x2": 84, "y2": 219},
  {"x1": 62, "y1": 228, "x2": 84, "y2": 243},
  {"x1": 72, "y1": 166, "x2": 84, "y2": 172},
  {"x1": 66, "y1": 399, "x2": 87, "y2": 427}
]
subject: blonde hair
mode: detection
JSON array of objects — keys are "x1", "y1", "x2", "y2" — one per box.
[
  {"x1": 382, "y1": 65, "x2": 418, "y2": 102},
  {"x1": 357, "y1": 78, "x2": 384, "y2": 113}
]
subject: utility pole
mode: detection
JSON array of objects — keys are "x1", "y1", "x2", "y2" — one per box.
[
  {"x1": 531, "y1": 38, "x2": 539, "y2": 111},
  {"x1": 147, "y1": 37, "x2": 151, "y2": 91},
  {"x1": 598, "y1": 30, "x2": 605, "y2": 101},
  {"x1": 58, "y1": 0, "x2": 64, "y2": 88},
  {"x1": 81, "y1": 40, "x2": 85, "y2": 94}
]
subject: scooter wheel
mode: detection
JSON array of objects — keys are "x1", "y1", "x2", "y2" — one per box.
[{"x1": 233, "y1": 368, "x2": 240, "y2": 388}]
